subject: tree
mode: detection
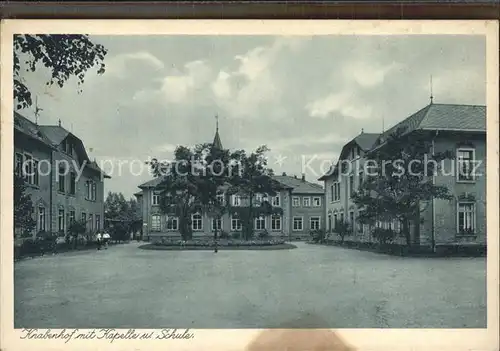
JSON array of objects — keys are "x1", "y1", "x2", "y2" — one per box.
[
  {"x1": 352, "y1": 128, "x2": 454, "y2": 248},
  {"x1": 68, "y1": 220, "x2": 86, "y2": 249},
  {"x1": 335, "y1": 220, "x2": 352, "y2": 244},
  {"x1": 14, "y1": 34, "x2": 107, "y2": 109},
  {"x1": 104, "y1": 192, "x2": 139, "y2": 241},
  {"x1": 13, "y1": 173, "x2": 36, "y2": 238},
  {"x1": 227, "y1": 145, "x2": 283, "y2": 240}
]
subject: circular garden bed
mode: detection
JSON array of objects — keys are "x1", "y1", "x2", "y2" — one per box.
[{"x1": 139, "y1": 239, "x2": 297, "y2": 251}]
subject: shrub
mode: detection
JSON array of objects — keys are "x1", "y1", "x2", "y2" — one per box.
[
  {"x1": 36, "y1": 231, "x2": 57, "y2": 253},
  {"x1": 372, "y1": 227, "x2": 396, "y2": 245},
  {"x1": 258, "y1": 230, "x2": 270, "y2": 239},
  {"x1": 231, "y1": 232, "x2": 241, "y2": 240},
  {"x1": 219, "y1": 230, "x2": 229, "y2": 239},
  {"x1": 310, "y1": 229, "x2": 327, "y2": 243},
  {"x1": 335, "y1": 221, "x2": 352, "y2": 243}
]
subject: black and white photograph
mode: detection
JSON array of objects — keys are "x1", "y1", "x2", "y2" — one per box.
[{"x1": 1, "y1": 20, "x2": 498, "y2": 351}]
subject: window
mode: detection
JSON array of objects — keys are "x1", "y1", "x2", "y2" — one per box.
[
  {"x1": 303, "y1": 197, "x2": 311, "y2": 207},
  {"x1": 331, "y1": 182, "x2": 340, "y2": 202},
  {"x1": 151, "y1": 214, "x2": 161, "y2": 232},
  {"x1": 333, "y1": 214, "x2": 338, "y2": 229},
  {"x1": 216, "y1": 191, "x2": 225, "y2": 205},
  {"x1": 38, "y1": 206, "x2": 46, "y2": 231},
  {"x1": 89, "y1": 214, "x2": 94, "y2": 232},
  {"x1": 232, "y1": 195, "x2": 241, "y2": 206},
  {"x1": 254, "y1": 216, "x2": 266, "y2": 230},
  {"x1": 255, "y1": 193, "x2": 264, "y2": 203},
  {"x1": 231, "y1": 214, "x2": 242, "y2": 231},
  {"x1": 23, "y1": 154, "x2": 37, "y2": 185},
  {"x1": 457, "y1": 202, "x2": 475, "y2": 234},
  {"x1": 167, "y1": 216, "x2": 179, "y2": 231},
  {"x1": 272, "y1": 195, "x2": 280, "y2": 207},
  {"x1": 32, "y1": 159, "x2": 39, "y2": 186},
  {"x1": 293, "y1": 216, "x2": 303, "y2": 231},
  {"x1": 192, "y1": 213, "x2": 203, "y2": 231},
  {"x1": 70, "y1": 172, "x2": 76, "y2": 195},
  {"x1": 312, "y1": 197, "x2": 321, "y2": 207},
  {"x1": 211, "y1": 217, "x2": 222, "y2": 232},
  {"x1": 292, "y1": 197, "x2": 300, "y2": 207},
  {"x1": 58, "y1": 208, "x2": 65, "y2": 233},
  {"x1": 457, "y1": 148, "x2": 476, "y2": 182},
  {"x1": 69, "y1": 210, "x2": 76, "y2": 224},
  {"x1": 349, "y1": 174, "x2": 355, "y2": 197},
  {"x1": 85, "y1": 181, "x2": 96, "y2": 201},
  {"x1": 340, "y1": 213, "x2": 344, "y2": 224},
  {"x1": 271, "y1": 215, "x2": 281, "y2": 231},
  {"x1": 310, "y1": 216, "x2": 320, "y2": 230},
  {"x1": 95, "y1": 214, "x2": 100, "y2": 231},
  {"x1": 358, "y1": 170, "x2": 364, "y2": 188},
  {"x1": 15, "y1": 152, "x2": 23, "y2": 176},
  {"x1": 81, "y1": 212, "x2": 86, "y2": 230},
  {"x1": 152, "y1": 192, "x2": 160, "y2": 206},
  {"x1": 58, "y1": 165, "x2": 66, "y2": 192}
]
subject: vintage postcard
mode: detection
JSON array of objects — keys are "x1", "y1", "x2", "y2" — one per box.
[{"x1": 1, "y1": 20, "x2": 499, "y2": 351}]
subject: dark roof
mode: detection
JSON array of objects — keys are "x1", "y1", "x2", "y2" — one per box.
[
  {"x1": 318, "y1": 132, "x2": 379, "y2": 181},
  {"x1": 38, "y1": 125, "x2": 70, "y2": 145},
  {"x1": 14, "y1": 112, "x2": 54, "y2": 147},
  {"x1": 375, "y1": 103, "x2": 486, "y2": 146},
  {"x1": 272, "y1": 175, "x2": 324, "y2": 194},
  {"x1": 134, "y1": 191, "x2": 143, "y2": 197},
  {"x1": 138, "y1": 176, "x2": 166, "y2": 189},
  {"x1": 15, "y1": 112, "x2": 110, "y2": 179}
]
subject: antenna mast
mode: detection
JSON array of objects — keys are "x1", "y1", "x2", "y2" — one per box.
[
  {"x1": 34, "y1": 96, "x2": 43, "y2": 124},
  {"x1": 430, "y1": 75, "x2": 434, "y2": 104}
]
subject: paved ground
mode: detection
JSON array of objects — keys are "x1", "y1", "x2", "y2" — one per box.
[{"x1": 14, "y1": 242, "x2": 486, "y2": 328}]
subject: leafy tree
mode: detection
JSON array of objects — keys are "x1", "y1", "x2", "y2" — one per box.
[
  {"x1": 14, "y1": 34, "x2": 107, "y2": 109},
  {"x1": 335, "y1": 221, "x2": 352, "y2": 244},
  {"x1": 68, "y1": 220, "x2": 86, "y2": 249},
  {"x1": 227, "y1": 146, "x2": 282, "y2": 240},
  {"x1": 372, "y1": 227, "x2": 396, "y2": 246},
  {"x1": 352, "y1": 129, "x2": 454, "y2": 248},
  {"x1": 104, "y1": 192, "x2": 140, "y2": 240},
  {"x1": 13, "y1": 173, "x2": 36, "y2": 238},
  {"x1": 149, "y1": 145, "x2": 205, "y2": 240}
]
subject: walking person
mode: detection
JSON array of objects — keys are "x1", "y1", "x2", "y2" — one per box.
[
  {"x1": 96, "y1": 232, "x2": 102, "y2": 250},
  {"x1": 102, "y1": 232, "x2": 110, "y2": 249}
]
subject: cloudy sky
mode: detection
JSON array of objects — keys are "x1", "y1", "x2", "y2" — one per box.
[{"x1": 18, "y1": 35, "x2": 486, "y2": 199}]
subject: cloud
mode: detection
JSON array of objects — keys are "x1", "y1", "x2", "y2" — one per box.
[
  {"x1": 105, "y1": 51, "x2": 165, "y2": 78},
  {"x1": 306, "y1": 91, "x2": 373, "y2": 120},
  {"x1": 345, "y1": 61, "x2": 402, "y2": 88}
]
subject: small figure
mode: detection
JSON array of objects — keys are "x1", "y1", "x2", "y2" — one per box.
[{"x1": 96, "y1": 232, "x2": 102, "y2": 250}]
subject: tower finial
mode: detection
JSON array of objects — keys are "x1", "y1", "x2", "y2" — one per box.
[
  {"x1": 430, "y1": 75, "x2": 434, "y2": 104},
  {"x1": 215, "y1": 113, "x2": 219, "y2": 132},
  {"x1": 58, "y1": 119, "x2": 61, "y2": 127}
]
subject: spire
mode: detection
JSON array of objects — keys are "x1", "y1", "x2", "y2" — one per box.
[
  {"x1": 212, "y1": 114, "x2": 223, "y2": 149},
  {"x1": 58, "y1": 119, "x2": 61, "y2": 127}
]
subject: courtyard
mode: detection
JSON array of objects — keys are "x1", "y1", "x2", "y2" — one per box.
[{"x1": 14, "y1": 242, "x2": 486, "y2": 328}]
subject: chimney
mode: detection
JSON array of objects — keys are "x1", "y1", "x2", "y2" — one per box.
[
  {"x1": 282, "y1": 172, "x2": 287, "y2": 176},
  {"x1": 301, "y1": 173, "x2": 305, "y2": 182}
]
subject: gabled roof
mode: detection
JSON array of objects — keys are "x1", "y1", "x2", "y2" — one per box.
[
  {"x1": 15, "y1": 112, "x2": 110, "y2": 179},
  {"x1": 318, "y1": 132, "x2": 379, "y2": 181},
  {"x1": 272, "y1": 175, "x2": 324, "y2": 194},
  {"x1": 38, "y1": 125, "x2": 70, "y2": 145},
  {"x1": 14, "y1": 112, "x2": 54, "y2": 148},
  {"x1": 374, "y1": 103, "x2": 486, "y2": 147},
  {"x1": 138, "y1": 176, "x2": 166, "y2": 189}
]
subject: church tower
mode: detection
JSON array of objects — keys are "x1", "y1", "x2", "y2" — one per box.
[{"x1": 212, "y1": 114, "x2": 223, "y2": 150}]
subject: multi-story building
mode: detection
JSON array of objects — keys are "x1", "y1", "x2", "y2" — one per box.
[
  {"x1": 136, "y1": 126, "x2": 325, "y2": 241},
  {"x1": 14, "y1": 112, "x2": 110, "y2": 239},
  {"x1": 320, "y1": 103, "x2": 486, "y2": 250}
]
